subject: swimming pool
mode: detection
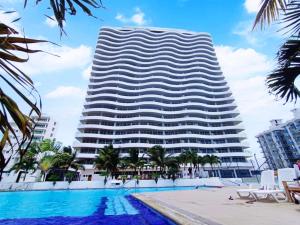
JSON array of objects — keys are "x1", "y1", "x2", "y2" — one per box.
[{"x1": 0, "y1": 186, "x2": 198, "y2": 225}]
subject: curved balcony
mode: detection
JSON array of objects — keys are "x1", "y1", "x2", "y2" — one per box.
[
  {"x1": 100, "y1": 30, "x2": 212, "y2": 44},
  {"x1": 76, "y1": 124, "x2": 245, "y2": 132},
  {"x1": 94, "y1": 48, "x2": 218, "y2": 61},
  {"x1": 79, "y1": 115, "x2": 243, "y2": 124},
  {"x1": 100, "y1": 27, "x2": 211, "y2": 41}
]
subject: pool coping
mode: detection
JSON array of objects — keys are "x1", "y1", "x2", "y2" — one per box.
[
  {"x1": 132, "y1": 193, "x2": 223, "y2": 225},
  {"x1": 0, "y1": 185, "x2": 222, "y2": 193}
]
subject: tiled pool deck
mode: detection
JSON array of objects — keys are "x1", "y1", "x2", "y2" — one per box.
[{"x1": 134, "y1": 187, "x2": 300, "y2": 225}]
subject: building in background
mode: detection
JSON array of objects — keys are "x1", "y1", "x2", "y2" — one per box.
[
  {"x1": 74, "y1": 27, "x2": 252, "y2": 179},
  {"x1": 1, "y1": 114, "x2": 57, "y2": 182},
  {"x1": 257, "y1": 109, "x2": 300, "y2": 170}
]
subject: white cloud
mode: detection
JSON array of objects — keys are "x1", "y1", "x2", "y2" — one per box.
[
  {"x1": 45, "y1": 86, "x2": 85, "y2": 99},
  {"x1": 215, "y1": 45, "x2": 273, "y2": 79},
  {"x1": 216, "y1": 45, "x2": 295, "y2": 157},
  {"x1": 115, "y1": 7, "x2": 148, "y2": 26},
  {"x1": 44, "y1": 15, "x2": 66, "y2": 28},
  {"x1": 19, "y1": 44, "x2": 92, "y2": 75},
  {"x1": 82, "y1": 64, "x2": 92, "y2": 80},
  {"x1": 244, "y1": 0, "x2": 261, "y2": 13}
]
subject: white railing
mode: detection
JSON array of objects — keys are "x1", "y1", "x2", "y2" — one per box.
[{"x1": 0, "y1": 177, "x2": 224, "y2": 191}]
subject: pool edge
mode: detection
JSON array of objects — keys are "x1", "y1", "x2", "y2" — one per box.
[{"x1": 132, "y1": 194, "x2": 196, "y2": 225}]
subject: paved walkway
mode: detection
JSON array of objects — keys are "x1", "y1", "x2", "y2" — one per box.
[{"x1": 134, "y1": 187, "x2": 300, "y2": 225}]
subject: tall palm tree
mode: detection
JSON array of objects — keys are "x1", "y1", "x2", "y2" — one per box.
[
  {"x1": 186, "y1": 150, "x2": 198, "y2": 169},
  {"x1": 10, "y1": 150, "x2": 38, "y2": 182},
  {"x1": 204, "y1": 155, "x2": 221, "y2": 177},
  {"x1": 124, "y1": 148, "x2": 145, "y2": 175},
  {"x1": 178, "y1": 151, "x2": 189, "y2": 171},
  {"x1": 197, "y1": 155, "x2": 207, "y2": 173},
  {"x1": 253, "y1": 0, "x2": 300, "y2": 103},
  {"x1": 94, "y1": 144, "x2": 120, "y2": 178},
  {"x1": 147, "y1": 145, "x2": 173, "y2": 177}
]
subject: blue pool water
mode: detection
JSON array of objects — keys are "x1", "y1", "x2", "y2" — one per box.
[{"x1": 0, "y1": 186, "x2": 197, "y2": 225}]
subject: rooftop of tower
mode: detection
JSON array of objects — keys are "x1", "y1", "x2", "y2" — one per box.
[{"x1": 101, "y1": 26, "x2": 212, "y2": 36}]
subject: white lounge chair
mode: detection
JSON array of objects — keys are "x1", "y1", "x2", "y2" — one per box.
[
  {"x1": 294, "y1": 164, "x2": 300, "y2": 179},
  {"x1": 251, "y1": 168, "x2": 296, "y2": 203},
  {"x1": 236, "y1": 170, "x2": 275, "y2": 198}
]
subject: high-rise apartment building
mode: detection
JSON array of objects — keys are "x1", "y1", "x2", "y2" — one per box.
[
  {"x1": 257, "y1": 109, "x2": 300, "y2": 170},
  {"x1": 74, "y1": 27, "x2": 252, "y2": 178}
]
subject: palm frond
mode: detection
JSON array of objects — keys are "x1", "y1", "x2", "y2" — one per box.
[
  {"x1": 281, "y1": 0, "x2": 300, "y2": 35},
  {"x1": 0, "y1": 20, "x2": 46, "y2": 180},
  {"x1": 253, "y1": 0, "x2": 288, "y2": 29},
  {"x1": 27, "y1": 0, "x2": 105, "y2": 35},
  {"x1": 266, "y1": 38, "x2": 300, "y2": 102}
]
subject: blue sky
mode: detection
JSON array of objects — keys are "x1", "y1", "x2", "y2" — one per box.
[{"x1": 1, "y1": 0, "x2": 297, "y2": 161}]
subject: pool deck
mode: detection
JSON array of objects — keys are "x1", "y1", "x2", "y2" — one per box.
[{"x1": 133, "y1": 186, "x2": 300, "y2": 225}]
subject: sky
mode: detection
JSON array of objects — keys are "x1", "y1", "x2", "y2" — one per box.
[{"x1": 1, "y1": 0, "x2": 298, "y2": 162}]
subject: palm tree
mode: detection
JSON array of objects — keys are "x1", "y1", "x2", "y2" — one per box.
[
  {"x1": 197, "y1": 155, "x2": 207, "y2": 176},
  {"x1": 10, "y1": 150, "x2": 38, "y2": 183},
  {"x1": 94, "y1": 144, "x2": 120, "y2": 178},
  {"x1": 147, "y1": 145, "x2": 173, "y2": 177},
  {"x1": 204, "y1": 155, "x2": 221, "y2": 177},
  {"x1": 186, "y1": 150, "x2": 198, "y2": 169},
  {"x1": 124, "y1": 148, "x2": 145, "y2": 175},
  {"x1": 39, "y1": 156, "x2": 54, "y2": 181},
  {"x1": 166, "y1": 157, "x2": 180, "y2": 182},
  {"x1": 178, "y1": 151, "x2": 189, "y2": 171},
  {"x1": 253, "y1": 0, "x2": 300, "y2": 103},
  {"x1": 39, "y1": 139, "x2": 62, "y2": 154}
]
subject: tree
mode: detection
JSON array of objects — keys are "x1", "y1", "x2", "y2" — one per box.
[
  {"x1": 166, "y1": 157, "x2": 180, "y2": 181},
  {"x1": 147, "y1": 145, "x2": 173, "y2": 177},
  {"x1": 124, "y1": 148, "x2": 145, "y2": 175},
  {"x1": 186, "y1": 150, "x2": 198, "y2": 169},
  {"x1": 10, "y1": 150, "x2": 38, "y2": 182},
  {"x1": 254, "y1": 0, "x2": 300, "y2": 103},
  {"x1": 204, "y1": 155, "x2": 221, "y2": 177},
  {"x1": 0, "y1": 0, "x2": 104, "y2": 180},
  {"x1": 94, "y1": 144, "x2": 120, "y2": 178},
  {"x1": 39, "y1": 155, "x2": 54, "y2": 181},
  {"x1": 39, "y1": 139, "x2": 61, "y2": 154},
  {"x1": 197, "y1": 155, "x2": 207, "y2": 175},
  {"x1": 178, "y1": 151, "x2": 189, "y2": 171}
]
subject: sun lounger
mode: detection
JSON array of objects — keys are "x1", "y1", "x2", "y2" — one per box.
[
  {"x1": 236, "y1": 170, "x2": 275, "y2": 198},
  {"x1": 251, "y1": 168, "x2": 296, "y2": 203}
]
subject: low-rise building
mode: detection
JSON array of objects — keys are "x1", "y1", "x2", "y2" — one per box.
[{"x1": 1, "y1": 114, "x2": 57, "y2": 182}]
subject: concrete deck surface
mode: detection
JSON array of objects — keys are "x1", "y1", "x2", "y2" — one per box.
[{"x1": 134, "y1": 187, "x2": 300, "y2": 225}]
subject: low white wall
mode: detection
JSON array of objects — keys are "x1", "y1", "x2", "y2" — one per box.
[{"x1": 0, "y1": 177, "x2": 224, "y2": 191}]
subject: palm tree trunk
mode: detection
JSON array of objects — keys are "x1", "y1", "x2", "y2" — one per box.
[
  {"x1": 16, "y1": 171, "x2": 23, "y2": 183},
  {"x1": 0, "y1": 168, "x2": 3, "y2": 181},
  {"x1": 23, "y1": 170, "x2": 28, "y2": 181},
  {"x1": 210, "y1": 164, "x2": 214, "y2": 177}
]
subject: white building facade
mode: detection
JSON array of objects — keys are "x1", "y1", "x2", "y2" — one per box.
[
  {"x1": 257, "y1": 109, "x2": 300, "y2": 170},
  {"x1": 1, "y1": 114, "x2": 57, "y2": 182},
  {"x1": 74, "y1": 27, "x2": 252, "y2": 179}
]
